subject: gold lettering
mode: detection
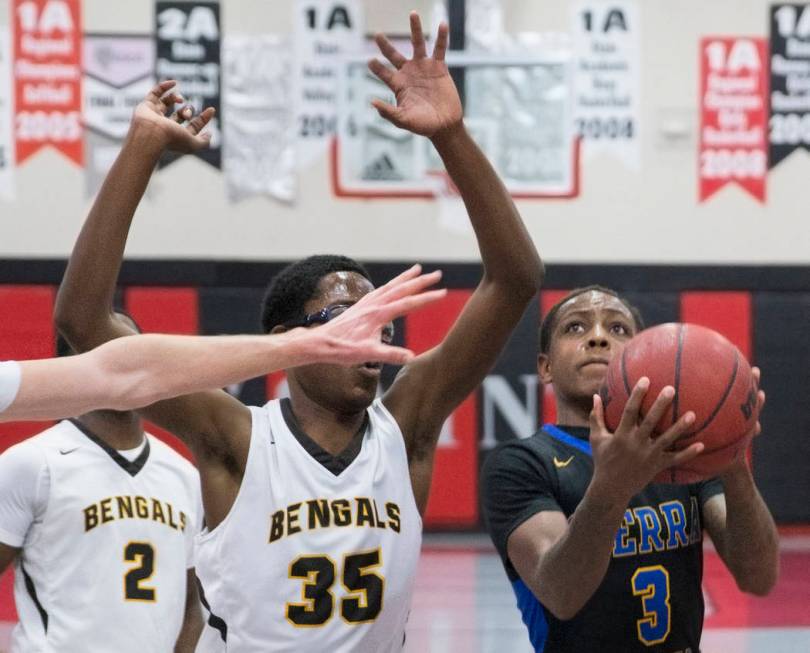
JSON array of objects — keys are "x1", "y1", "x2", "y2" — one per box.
[
  {"x1": 287, "y1": 503, "x2": 302, "y2": 535},
  {"x1": 269, "y1": 510, "x2": 285, "y2": 542},
  {"x1": 135, "y1": 496, "x2": 149, "y2": 518},
  {"x1": 100, "y1": 498, "x2": 114, "y2": 524},
  {"x1": 332, "y1": 499, "x2": 352, "y2": 526},
  {"x1": 84, "y1": 504, "x2": 99, "y2": 532},
  {"x1": 386, "y1": 503, "x2": 401, "y2": 533},
  {"x1": 307, "y1": 499, "x2": 330, "y2": 529},
  {"x1": 356, "y1": 498, "x2": 376, "y2": 527},
  {"x1": 152, "y1": 499, "x2": 166, "y2": 524},
  {"x1": 116, "y1": 496, "x2": 133, "y2": 519},
  {"x1": 166, "y1": 503, "x2": 178, "y2": 530}
]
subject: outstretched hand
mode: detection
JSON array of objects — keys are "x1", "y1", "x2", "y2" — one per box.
[
  {"x1": 304, "y1": 265, "x2": 446, "y2": 366},
  {"x1": 368, "y1": 12, "x2": 462, "y2": 137},
  {"x1": 589, "y1": 378, "x2": 703, "y2": 502},
  {"x1": 131, "y1": 79, "x2": 215, "y2": 153}
]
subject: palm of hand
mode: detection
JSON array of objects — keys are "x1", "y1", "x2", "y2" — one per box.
[
  {"x1": 390, "y1": 62, "x2": 462, "y2": 136},
  {"x1": 134, "y1": 101, "x2": 191, "y2": 149}
]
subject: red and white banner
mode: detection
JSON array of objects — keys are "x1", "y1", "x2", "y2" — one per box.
[
  {"x1": 699, "y1": 37, "x2": 767, "y2": 203},
  {"x1": 13, "y1": 0, "x2": 83, "y2": 165}
]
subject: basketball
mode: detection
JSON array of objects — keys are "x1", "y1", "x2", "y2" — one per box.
[{"x1": 600, "y1": 323, "x2": 759, "y2": 484}]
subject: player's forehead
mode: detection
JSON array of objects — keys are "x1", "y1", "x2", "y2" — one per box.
[
  {"x1": 310, "y1": 271, "x2": 374, "y2": 309},
  {"x1": 556, "y1": 290, "x2": 634, "y2": 323}
]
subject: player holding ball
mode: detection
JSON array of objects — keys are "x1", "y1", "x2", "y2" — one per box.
[{"x1": 482, "y1": 286, "x2": 778, "y2": 653}]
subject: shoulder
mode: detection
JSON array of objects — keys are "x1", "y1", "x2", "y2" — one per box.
[
  {"x1": 484, "y1": 431, "x2": 557, "y2": 475},
  {"x1": 0, "y1": 420, "x2": 78, "y2": 461}
]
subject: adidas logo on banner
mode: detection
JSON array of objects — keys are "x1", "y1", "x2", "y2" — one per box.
[{"x1": 363, "y1": 153, "x2": 404, "y2": 180}]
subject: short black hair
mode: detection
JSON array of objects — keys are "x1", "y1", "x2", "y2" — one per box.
[
  {"x1": 55, "y1": 309, "x2": 142, "y2": 357},
  {"x1": 538, "y1": 285, "x2": 644, "y2": 354},
  {"x1": 260, "y1": 255, "x2": 371, "y2": 333}
]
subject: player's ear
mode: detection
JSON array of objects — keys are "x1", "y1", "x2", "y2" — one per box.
[{"x1": 537, "y1": 353, "x2": 553, "y2": 385}]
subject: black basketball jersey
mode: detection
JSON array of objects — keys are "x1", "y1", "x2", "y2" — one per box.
[{"x1": 481, "y1": 424, "x2": 723, "y2": 653}]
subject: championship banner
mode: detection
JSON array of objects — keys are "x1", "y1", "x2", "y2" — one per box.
[
  {"x1": 84, "y1": 34, "x2": 154, "y2": 197},
  {"x1": 699, "y1": 37, "x2": 767, "y2": 203},
  {"x1": 223, "y1": 35, "x2": 295, "y2": 203},
  {"x1": 769, "y1": 4, "x2": 810, "y2": 169},
  {"x1": 13, "y1": 0, "x2": 83, "y2": 165},
  {"x1": 293, "y1": 0, "x2": 364, "y2": 170},
  {"x1": 571, "y1": 0, "x2": 640, "y2": 169},
  {"x1": 155, "y1": 1, "x2": 221, "y2": 169},
  {"x1": 0, "y1": 27, "x2": 14, "y2": 200}
]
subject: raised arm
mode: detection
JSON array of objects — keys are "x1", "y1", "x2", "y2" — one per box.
[
  {"x1": 508, "y1": 385, "x2": 703, "y2": 619},
  {"x1": 370, "y1": 14, "x2": 543, "y2": 509},
  {"x1": 54, "y1": 80, "x2": 212, "y2": 350},
  {"x1": 7, "y1": 278, "x2": 442, "y2": 423}
]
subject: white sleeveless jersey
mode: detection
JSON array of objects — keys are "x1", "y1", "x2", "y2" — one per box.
[
  {"x1": 194, "y1": 398, "x2": 423, "y2": 652},
  {"x1": 6, "y1": 420, "x2": 201, "y2": 653}
]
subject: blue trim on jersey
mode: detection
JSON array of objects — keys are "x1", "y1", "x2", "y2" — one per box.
[
  {"x1": 542, "y1": 424, "x2": 593, "y2": 457},
  {"x1": 512, "y1": 578, "x2": 548, "y2": 652}
]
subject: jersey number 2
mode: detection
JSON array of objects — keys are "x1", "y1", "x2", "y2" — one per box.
[
  {"x1": 286, "y1": 549, "x2": 384, "y2": 627},
  {"x1": 631, "y1": 565, "x2": 671, "y2": 645},
  {"x1": 124, "y1": 542, "x2": 156, "y2": 602}
]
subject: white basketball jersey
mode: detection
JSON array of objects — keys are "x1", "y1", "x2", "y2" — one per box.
[
  {"x1": 9, "y1": 420, "x2": 201, "y2": 653},
  {"x1": 194, "y1": 398, "x2": 423, "y2": 652}
]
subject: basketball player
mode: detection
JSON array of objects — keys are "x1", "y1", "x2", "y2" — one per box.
[
  {"x1": 481, "y1": 286, "x2": 779, "y2": 652},
  {"x1": 0, "y1": 319, "x2": 205, "y2": 652},
  {"x1": 56, "y1": 13, "x2": 543, "y2": 652},
  {"x1": 0, "y1": 263, "x2": 442, "y2": 424}
]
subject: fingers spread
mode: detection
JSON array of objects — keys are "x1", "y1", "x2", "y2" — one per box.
[
  {"x1": 377, "y1": 269, "x2": 441, "y2": 303},
  {"x1": 368, "y1": 58, "x2": 397, "y2": 88},
  {"x1": 375, "y1": 33, "x2": 407, "y2": 69},
  {"x1": 433, "y1": 21, "x2": 449, "y2": 61},
  {"x1": 371, "y1": 98, "x2": 402, "y2": 126},
  {"x1": 409, "y1": 11, "x2": 427, "y2": 58},
  {"x1": 377, "y1": 288, "x2": 447, "y2": 323},
  {"x1": 637, "y1": 386, "x2": 674, "y2": 438},
  {"x1": 666, "y1": 441, "x2": 705, "y2": 468},
  {"x1": 188, "y1": 107, "x2": 216, "y2": 134},
  {"x1": 171, "y1": 105, "x2": 194, "y2": 123},
  {"x1": 616, "y1": 377, "x2": 650, "y2": 434},
  {"x1": 371, "y1": 344, "x2": 414, "y2": 365},
  {"x1": 147, "y1": 79, "x2": 176, "y2": 104},
  {"x1": 161, "y1": 92, "x2": 184, "y2": 113},
  {"x1": 654, "y1": 411, "x2": 695, "y2": 451}
]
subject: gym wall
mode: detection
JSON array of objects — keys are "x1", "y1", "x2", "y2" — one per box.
[{"x1": 0, "y1": 0, "x2": 808, "y2": 263}]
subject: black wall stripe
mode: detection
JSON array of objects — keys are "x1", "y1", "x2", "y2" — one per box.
[{"x1": 752, "y1": 292, "x2": 810, "y2": 522}]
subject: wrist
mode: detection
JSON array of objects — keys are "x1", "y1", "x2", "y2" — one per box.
[
  {"x1": 720, "y1": 457, "x2": 755, "y2": 489},
  {"x1": 126, "y1": 120, "x2": 170, "y2": 157},
  {"x1": 271, "y1": 328, "x2": 325, "y2": 369},
  {"x1": 429, "y1": 121, "x2": 466, "y2": 150},
  {"x1": 583, "y1": 475, "x2": 633, "y2": 515}
]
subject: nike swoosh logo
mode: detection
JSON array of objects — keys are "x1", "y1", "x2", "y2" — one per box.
[
  {"x1": 553, "y1": 455, "x2": 574, "y2": 468},
  {"x1": 59, "y1": 447, "x2": 79, "y2": 455}
]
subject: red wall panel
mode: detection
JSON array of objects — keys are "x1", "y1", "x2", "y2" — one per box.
[
  {"x1": 406, "y1": 290, "x2": 478, "y2": 528},
  {"x1": 0, "y1": 286, "x2": 55, "y2": 449}
]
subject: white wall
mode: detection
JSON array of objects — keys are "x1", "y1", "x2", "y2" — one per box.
[{"x1": 0, "y1": 0, "x2": 807, "y2": 264}]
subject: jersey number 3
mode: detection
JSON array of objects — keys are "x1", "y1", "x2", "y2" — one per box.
[
  {"x1": 286, "y1": 549, "x2": 384, "y2": 627},
  {"x1": 631, "y1": 565, "x2": 671, "y2": 645},
  {"x1": 124, "y1": 541, "x2": 156, "y2": 602}
]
